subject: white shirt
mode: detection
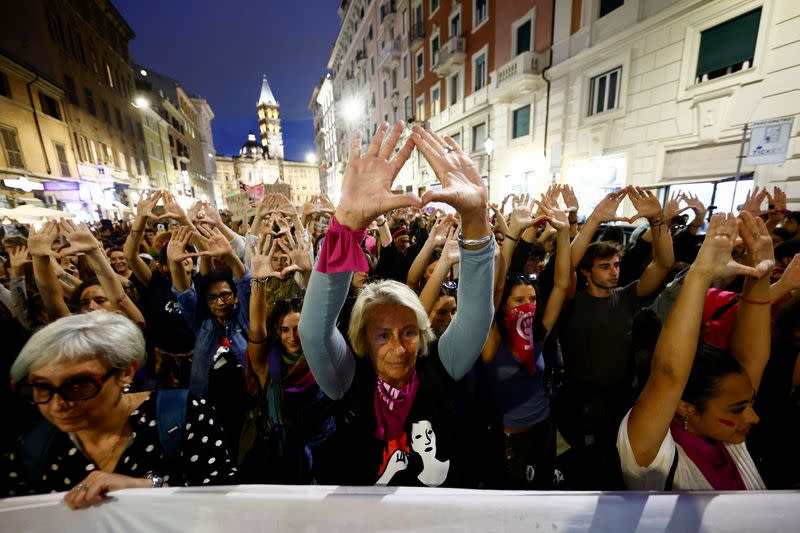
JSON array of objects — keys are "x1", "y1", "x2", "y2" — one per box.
[{"x1": 617, "y1": 409, "x2": 766, "y2": 490}]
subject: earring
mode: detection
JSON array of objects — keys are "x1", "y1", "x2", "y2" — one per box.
[
  {"x1": 122, "y1": 383, "x2": 132, "y2": 394},
  {"x1": 683, "y1": 415, "x2": 689, "y2": 430}
]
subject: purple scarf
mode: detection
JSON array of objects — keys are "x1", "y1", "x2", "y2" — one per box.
[
  {"x1": 373, "y1": 372, "x2": 419, "y2": 441},
  {"x1": 670, "y1": 419, "x2": 746, "y2": 490}
]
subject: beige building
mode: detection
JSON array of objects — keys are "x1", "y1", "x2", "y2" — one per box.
[
  {"x1": 0, "y1": 53, "x2": 81, "y2": 211},
  {"x1": 1, "y1": 0, "x2": 151, "y2": 219}
]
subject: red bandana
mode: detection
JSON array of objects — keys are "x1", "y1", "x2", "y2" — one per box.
[{"x1": 503, "y1": 303, "x2": 537, "y2": 375}]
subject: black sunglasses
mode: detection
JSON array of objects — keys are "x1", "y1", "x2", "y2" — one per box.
[
  {"x1": 16, "y1": 368, "x2": 120, "y2": 404},
  {"x1": 507, "y1": 273, "x2": 538, "y2": 284},
  {"x1": 441, "y1": 280, "x2": 458, "y2": 295}
]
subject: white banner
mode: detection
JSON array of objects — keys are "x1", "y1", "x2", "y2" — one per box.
[
  {"x1": 746, "y1": 116, "x2": 794, "y2": 165},
  {"x1": 2, "y1": 485, "x2": 800, "y2": 532}
]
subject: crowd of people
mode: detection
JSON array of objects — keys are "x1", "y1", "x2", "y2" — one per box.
[{"x1": 1, "y1": 122, "x2": 798, "y2": 508}]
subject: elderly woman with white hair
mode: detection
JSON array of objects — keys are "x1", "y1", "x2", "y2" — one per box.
[
  {"x1": 298, "y1": 123, "x2": 494, "y2": 487},
  {"x1": 5, "y1": 311, "x2": 236, "y2": 507}
]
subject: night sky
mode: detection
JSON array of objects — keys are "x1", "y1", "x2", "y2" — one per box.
[{"x1": 113, "y1": 0, "x2": 340, "y2": 162}]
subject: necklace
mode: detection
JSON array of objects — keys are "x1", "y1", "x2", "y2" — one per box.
[{"x1": 95, "y1": 395, "x2": 132, "y2": 472}]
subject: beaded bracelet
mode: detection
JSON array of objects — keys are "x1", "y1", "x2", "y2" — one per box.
[{"x1": 457, "y1": 231, "x2": 493, "y2": 248}]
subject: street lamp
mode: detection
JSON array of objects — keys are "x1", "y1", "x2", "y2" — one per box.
[
  {"x1": 484, "y1": 136, "x2": 494, "y2": 201},
  {"x1": 305, "y1": 152, "x2": 317, "y2": 164},
  {"x1": 132, "y1": 96, "x2": 149, "y2": 109}
]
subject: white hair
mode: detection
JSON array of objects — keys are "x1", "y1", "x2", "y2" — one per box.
[
  {"x1": 10, "y1": 311, "x2": 146, "y2": 382},
  {"x1": 347, "y1": 279, "x2": 435, "y2": 358}
]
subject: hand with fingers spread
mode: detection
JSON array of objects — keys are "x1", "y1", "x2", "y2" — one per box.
[
  {"x1": 489, "y1": 204, "x2": 509, "y2": 236},
  {"x1": 161, "y1": 192, "x2": 190, "y2": 224},
  {"x1": 440, "y1": 227, "x2": 461, "y2": 266},
  {"x1": 58, "y1": 219, "x2": 101, "y2": 256},
  {"x1": 280, "y1": 231, "x2": 313, "y2": 275},
  {"x1": 428, "y1": 214, "x2": 454, "y2": 247},
  {"x1": 166, "y1": 225, "x2": 198, "y2": 263},
  {"x1": 412, "y1": 126, "x2": 489, "y2": 238},
  {"x1": 693, "y1": 213, "x2": 761, "y2": 280},
  {"x1": 535, "y1": 195, "x2": 570, "y2": 233},
  {"x1": 195, "y1": 224, "x2": 235, "y2": 258},
  {"x1": 662, "y1": 191, "x2": 686, "y2": 222},
  {"x1": 681, "y1": 192, "x2": 707, "y2": 227},
  {"x1": 250, "y1": 237, "x2": 290, "y2": 280},
  {"x1": 591, "y1": 189, "x2": 628, "y2": 223},
  {"x1": 8, "y1": 245, "x2": 30, "y2": 277},
  {"x1": 738, "y1": 211, "x2": 775, "y2": 279},
  {"x1": 766, "y1": 186, "x2": 787, "y2": 226},
  {"x1": 560, "y1": 184, "x2": 579, "y2": 214},
  {"x1": 136, "y1": 190, "x2": 163, "y2": 220},
  {"x1": 506, "y1": 196, "x2": 537, "y2": 238},
  {"x1": 28, "y1": 221, "x2": 60, "y2": 258},
  {"x1": 626, "y1": 186, "x2": 663, "y2": 223},
  {"x1": 741, "y1": 186, "x2": 769, "y2": 216},
  {"x1": 544, "y1": 184, "x2": 560, "y2": 206},
  {"x1": 336, "y1": 122, "x2": 422, "y2": 230}
]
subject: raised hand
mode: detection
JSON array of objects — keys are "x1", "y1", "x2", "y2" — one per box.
[
  {"x1": 440, "y1": 227, "x2": 461, "y2": 266},
  {"x1": 766, "y1": 186, "x2": 787, "y2": 225},
  {"x1": 535, "y1": 194, "x2": 570, "y2": 232},
  {"x1": 27, "y1": 221, "x2": 59, "y2": 257},
  {"x1": 738, "y1": 211, "x2": 775, "y2": 279},
  {"x1": 777, "y1": 253, "x2": 800, "y2": 291},
  {"x1": 662, "y1": 191, "x2": 686, "y2": 221},
  {"x1": 692, "y1": 213, "x2": 760, "y2": 280},
  {"x1": 336, "y1": 122, "x2": 421, "y2": 230},
  {"x1": 280, "y1": 231, "x2": 313, "y2": 274},
  {"x1": 161, "y1": 192, "x2": 189, "y2": 223},
  {"x1": 741, "y1": 186, "x2": 768, "y2": 216},
  {"x1": 195, "y1": 224, "x2": 234, "y2": 258},
  {"x1": 58, "y1": 219, "x2": 100, "y2": 256},
  {"x1": 250, "y1": 237, "x2": 286, "y2": 279},
  {"x1": 136, "y1": 190, "x2": 162, "y2": 220},
  {"x1": 507, "y1": 195, "x2": 536, "y2": 235},
  {"x1": 428, "y1": 214, "x2": 454, "y2": 247},
  {"x1": 489, "y1": 204, "x2": 508, "y2": 235},
  {"x1": 8, "y1": 245, "x2": 30, "y2": 276},
  {"x1": 681, "y1": 192, "x2": 707, "y2": 221},
  {"x1": 626, "y1": 186, "x2": 663, "y2": 223},
  {"x1": 197, "y1": 201, "x2": 224, "y2": 227},
  {"x1": 412, "y1": 126, "x2": 487, "y2": 219},
  {"x1": 165, "y1": 225, "x2": 197, "y2": 263},
  {"x1": 592, "y1": 189, "x2": 627, "y2": 223},
  {"x1": 560, "y1": 184, "x2": 579, "y2": 214}
]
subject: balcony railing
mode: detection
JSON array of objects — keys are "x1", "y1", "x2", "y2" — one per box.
[
  {"x1": 490, "y1": 51, "x2": 548, "y2": 102},
  {"x1": 379, "y1": 38, "x2": 401, "y2": 70},
  {"x1": 409, "y1": 21, "x2": 425, "y2": 51},
  {"x1": 431, "y1": 37, "x2": 466, "y2": 77},
  {"x1": 356, "y1": 49, "x2": 367, "y2": 63}
]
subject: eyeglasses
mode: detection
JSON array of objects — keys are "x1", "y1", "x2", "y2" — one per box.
[
  {"x1": 207, "y1": 291, "x2": 234, "y2": 305},
  {"x1": 16, "y1": 369, "x2": 120, "y2": 404},
  {"x1": 507, "y1": 273, "x2": 538, "y2": 284}
]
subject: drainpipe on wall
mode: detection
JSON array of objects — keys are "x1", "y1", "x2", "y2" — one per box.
[{"x1": 26, "y1": 75, "x2": 52, "y2": 174}]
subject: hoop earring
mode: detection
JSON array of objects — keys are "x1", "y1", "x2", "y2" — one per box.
[
  {"x1": 683, "y1": 415, "x2": 689, "y2": 430},
  {"x1": 122, "y1": 383, "x2": 132, "y2": 394}
]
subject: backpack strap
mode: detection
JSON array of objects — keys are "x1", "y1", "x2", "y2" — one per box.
[
  {"x1": 156, "y1": 389, "x2": 189, "y2": 464},
  {"x1": 665, "y1": 448, "x2": 680, "y2": 491},
  {"x1": 21, "y1": 420, "x2": 60, "y2": 484}
]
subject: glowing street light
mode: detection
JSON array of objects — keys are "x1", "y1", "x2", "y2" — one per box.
[
  {"x1": 305, "y1": 152, "x2": 317, "y2": 164},
  {"x1": 342, "y1": 97, "x2": 362, "y2": 124},
  {"x1": 132, "y1": 96, "x2": 150, "y2": 109}
]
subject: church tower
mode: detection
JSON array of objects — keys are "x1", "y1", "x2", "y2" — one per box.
[{"x1": 257, "y1": 75, "x2": 285, "y2": 160}]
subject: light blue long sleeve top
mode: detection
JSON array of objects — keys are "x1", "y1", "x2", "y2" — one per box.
[{"x1": 298, "y1": 241, "x2": 495, "y2": 400}]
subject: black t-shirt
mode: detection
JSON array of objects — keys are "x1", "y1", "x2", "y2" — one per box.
[
  {"x1": 560, "y1": 281, "x2": 640, "y2": 386},
  {"x1": 133, "y1": 273, "x2": 196, "y2": 354}
]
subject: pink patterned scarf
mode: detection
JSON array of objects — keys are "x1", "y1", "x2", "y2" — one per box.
[
  {"x1": 373, "y1": 372, "x2": 419, "y2": 441},
  {"x1": 670, "y1": 419, "x2": 746, "y2": 490}
]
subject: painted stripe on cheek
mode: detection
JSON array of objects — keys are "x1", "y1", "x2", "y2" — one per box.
[{"x1": 717, "y1": 418, "x2": 736, "y2": 427}]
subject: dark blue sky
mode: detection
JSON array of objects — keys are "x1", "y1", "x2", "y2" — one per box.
[{"x1": 113, "y1": 0, "x2": 340, "y2": 162}]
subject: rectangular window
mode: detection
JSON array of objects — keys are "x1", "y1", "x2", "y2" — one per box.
[
  {"x1": 516, "y1": 19, "x2": 532, "y2": 55},
  {"x1": 54, "y1": 142, "x2": 70, "y2": 176},
  {"x1": 451, "y1": 13, "x2": 461, "y2": 37},
  {"x1": 512, "y1": 105, "x2": 531, "y2": 138},
  {"x1": 0, "y1": 125, "x2": 25, "y2": 168},
  {"x1": 599, "y1": 0, "x2": 624, "y2": 18},
  {"x1": 472, "y1": 122, "x2": 486, "y2": 152},
  {"x1": 89, "y1": 140, "x2": 98, "y2": 164},
  {"x1": 0, "y1": 71, "x2": 10, "y2": 99},
  {"x1": 84, "y1": 87, "x2": 96, "y2": 116},
  {"x1": 371, "y1": 57, "x2": 375, "y2": 76},
  {"x1": 105, "y1": 63, "x2": 114, "y2": 87},
  {"x1": 402, "y1": 9, "x2": 407, "y2": 34},
  {"x1": 696, "y1": 8, "x2": 761, "y2": 82},
  {"x1": 100, "y1": 100, "x2": 111, "y2": 123},
  {"x1": 39, "y1": 93, "x2": 62, "y2": 120},
  {"x1": 588, "y1": 67, "x2": 621, "y2": 116},
  {"x1": 404, "y1": 95, "x2": 410, "y2": 119},
  {"x1": 449, "y1": 72, "x2": 460, "y2": 105},
  {"x1": 64, "y1": 75, "x2": 78, "y2": 105},
  {"x1": 474, "y1": 52, "x2": 487, "y2": 91},
  {"x1": 368, "y1": 25, "x2": 373, "y2": 41},
  {"x1": 402, "y1": 53, "x2": 409, "y2": 79},
  {"x1": 70, "y1": 30, "x2": 86, "y2": 65},
  {"x1": 431, "y1": 0, "x2": 439, "y2": 14},
  {"x1": 451, "y1": 132, "x2": 461, "y2": 147},
  {"x1": 115, "y1": 108, "x2": 124, "y2": 131},
  {"x1": 391, "y1": 68, "x2": 397, "y2": 90},
  {"x1": 416, "y1": 96, "x2": 426, "y2": 121},
  {"x1": 416, "y1": 50, "x2": 424, "y2": 79},
  {"x1": 118, "y1": 151, "x2": 127, "y2": 171},
  {"x1": 383, "y1": 79, "x2": 387, "y2": 99},
  {"x1": 474, "y1": 0, "x2": 488, "y2": 27},
  {"x1": 48, "y1": 14, "x2": 66, "y2": 48},
  {"x1": 431, "y1": 86, "x2": 441, "y2": 115},
  {"x1": 431, "y1": 35, "x2": 440, "y2": 64}
]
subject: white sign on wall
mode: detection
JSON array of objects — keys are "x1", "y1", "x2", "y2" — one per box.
[{"x1": 746, "y1": 116, "x2": 794, "y2": 165}]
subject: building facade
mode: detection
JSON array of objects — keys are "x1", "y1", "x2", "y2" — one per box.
[
  {"x1": 547, "y1": 0, "x2": 800, "y2": 214},
  {"x1": 309, "y1": 75, "x2": 341, "y2": 203},
  {"x1": 1, "y1": 0, "x2": 151, "y2": 218}
]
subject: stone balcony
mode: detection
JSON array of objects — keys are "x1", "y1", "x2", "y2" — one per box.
[
  {"x1": 379, "y1": 38, "x2": 401, "y2": 71},
  {"x1": 490, "y1": 51, "x2": 548, "y2": 103},
  {"x1": 432, "y1": 37, "x2": 466, "y2": 78},
  {"x1": 408, "y1": 21, "x2": 425, "y2": 52}
]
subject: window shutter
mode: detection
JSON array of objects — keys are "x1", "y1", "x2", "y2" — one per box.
[{"x1": 696, "y1": 9, "x2": 761, "y2": 78}]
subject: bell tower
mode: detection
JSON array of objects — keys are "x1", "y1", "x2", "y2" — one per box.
[{"x1": 257, "y1": 75, "x2": 284, "y2": 160}]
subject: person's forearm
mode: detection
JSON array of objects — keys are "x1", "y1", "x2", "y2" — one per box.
[
  {"x1": 438, "y1": 242, "x2": 494, "y2": 380},
  {"x1": 223, "y1": 252, "x2": 246, "y2": 280},
  {"x1": 249, "y1": 282, "x2": 269, "y2": 342},
  {"x1": 553, "y1": 229, "x2": 570, "y2": 290},
  {"x1": 459, "y1": 208, "x2": 491, "y2": 241},
  {"x1": 169, "y1": 260, "x2": 191, "y2": 292},
  {"x1": 32, "y1": 256, "x2": 70, "y2": 319},
  {"x1": 377, "y1": 217, "x2": 392, "y2": 245},
  {"x1": 419, "y1": 260, "x2": 452, "y2": 314},
  {"x1": 570, "y1": 214, "x2": 601, "y2": 270},
  {"x1": 406, "y1": 237, "x2": 439, "y2": 290},
  {"x1": 770, "y1": 279, "x2": 794, "y2": 303},
  {"x1": 730, "y1": 274, "x2": 771, "y2": 390},
  {"x1": 8, "y1": 275, "x2": 33, "y2": 329},
  {"x1": 297, "y1": 270, "x2": 356, "y2": 400},
  {"x1": 85, "y1": 249, "x2": 124, "y2": 304},
  {"x1": 649, "y1": 218, "x2": 675, "y2": 269}
]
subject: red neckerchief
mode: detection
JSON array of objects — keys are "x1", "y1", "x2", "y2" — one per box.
[
  {"x1": 669, "y1": 419, "x2": 746, "y2": 490},
  {"x1": 503, "y1": 303, "x2": 537, "y2": 375},
  {"x1": 373, "y1": 371, "x2": 419, "y2": 441}
]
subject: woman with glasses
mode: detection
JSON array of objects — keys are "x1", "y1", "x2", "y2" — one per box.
[
  {"x1": 5, "y1": 311, "x2": 236, "y2": 505},
  {"x1": 238, "y1": 235, "x2": 337, "y2": 483},
  {"x1": 479, "y1": 194, "x2": 571, "y2": 489},
  {"x1": 299, "y1": 123, "x2": 494, "y2": 487}
]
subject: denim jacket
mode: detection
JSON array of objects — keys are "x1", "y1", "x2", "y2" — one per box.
[{"x1": 173, "y1": 268, "x2": 252, "y2": 395}]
